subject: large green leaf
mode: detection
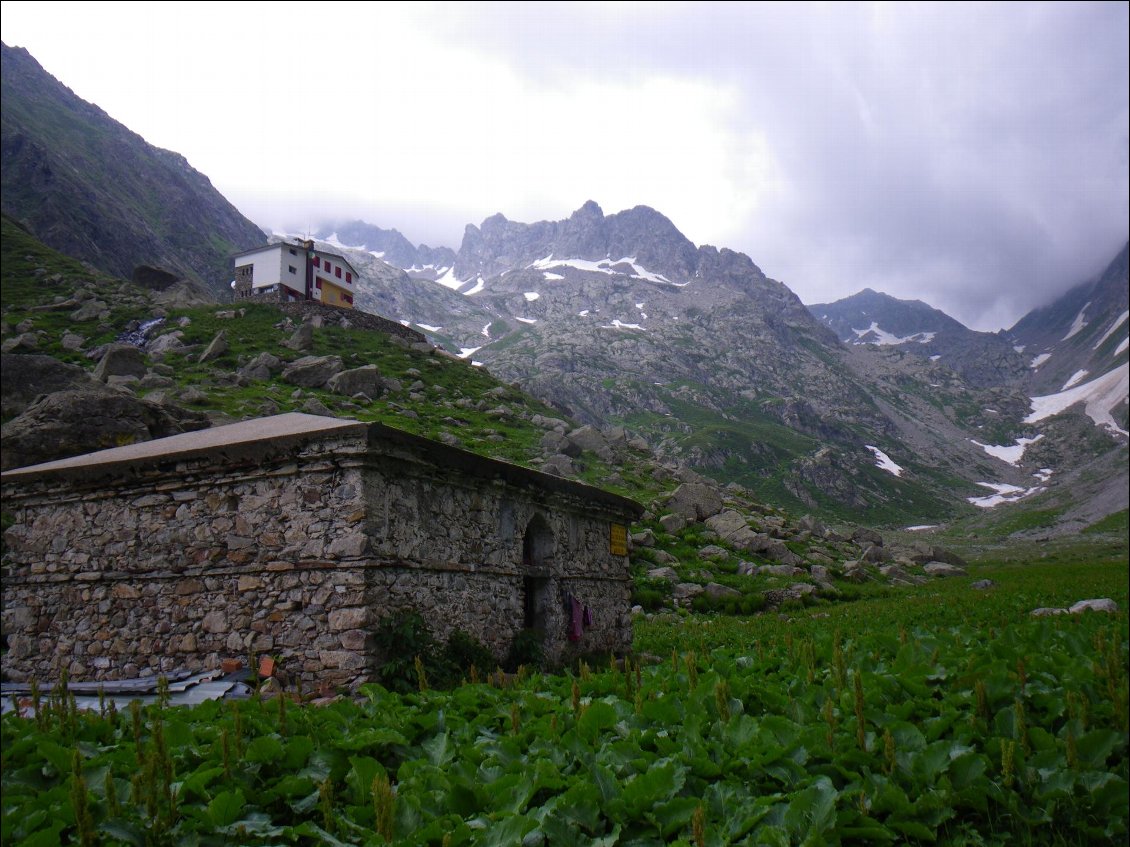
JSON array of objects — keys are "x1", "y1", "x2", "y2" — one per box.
[
  {"x1": 782, "y1": 776, "x2": 837, "y2": 844},
  {"x1": 207, "y1": 788, "x2": 245, "y2": 827},
  {"x1": 621, "y1": 759, "x2": 686, "y2": 819}
]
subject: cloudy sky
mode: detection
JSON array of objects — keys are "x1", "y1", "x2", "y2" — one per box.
[{"x1": 2, "y1": 2, "x2": 1127, "y2": 330}]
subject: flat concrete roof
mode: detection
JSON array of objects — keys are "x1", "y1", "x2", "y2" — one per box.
[
  {"x1": 0, "y1": 412, "x2": 644, "y2": 518},
  {"x1": 0, "y1": 413, "x2": 366, "y2": 479}
]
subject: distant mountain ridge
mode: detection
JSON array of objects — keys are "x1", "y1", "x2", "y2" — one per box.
[
  {"x1": 807, "y1": 288, "x2": 1030, "y2": 388},
  {"x1": 0, "y1": 42, "x2": 265, "y2": 298},
  {"x1": 313, "y1": 220, "x2": 456, "y2": 281},
  {"x1": 1008, "y1": 242, "x2": 1129, "y2": 396}
]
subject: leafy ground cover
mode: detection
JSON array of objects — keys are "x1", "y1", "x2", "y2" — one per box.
[{"x1": 3, "y1": 555, "x2": 1126, "y2": 846}]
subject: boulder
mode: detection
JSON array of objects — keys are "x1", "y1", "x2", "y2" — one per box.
[
  {"x1": 197, "y1": 330, "x2": 228, "y2": 363},
  {"x1": 658, "y1": 513, "x2": 687, "y2": 534},
  {"x1": 970, "y1": 579, "x2": 996, "y2": 590},
  {"x1": 762, "y1": 539, "x2": 803, "y2": 566},
  {"x1": 861, "y1": 543, "x2": 888, "y2": 563},
  {"x1": 1069, "y1": 598, "x2": 1118, "y2": 614},
  {"x1": 698, "y1": 544, "x2": 728, "y2": 560},
  {"x1": 1, "y1": 353, "x2": 101, "y2": 418},
  {"x1": 92, "y1": 343, "x2": 147, "y2": 382},
  {"x1": 1030, "y1": 607, "x2": 1069, "y2": 617},
  {"x1": 238, "y1": 352, "x2": 284, "y2": 382},
  {"x1": 327, "y1": 365, "x2": 384, "y2": 398},
  {"x1": 652, "y1": 550, "x2": 678, "y2": 565},
  {"x1": 704, "y1": 582, "x2": 741, "y2": 600},
  {"x1": 705, "y1": 510, "x2": 748, "y2": 538},
  {"x1": 1, "y1": 332, "x2": 39, "y2": 352},
  {"x1": 631, "y1": 529, "x2": 656, "y2": 548},
  {"x1": 282, "y1": 355, "x2": 343, "y2": 389},
  {"x1": 646, "y1": 567, "x2": 679, "y2": 582},
  {"x1": 910, "y1": 544, "x2": 968, "y2": 567},
  {"x1": 668, "y1": 482, "x2": 724, "y2": 522},
  {"x1": 539, "y1": 430, "x2": 569, "y2": 456},
  {"x1": 760, "y1": 564, "x2": 803, "y2": 577},
  {"x1": 0, "y1": 389, "x2": 208, "y2": 471},
  {"x1": 566, "y1": 425, "x2": 613, "y2": 459},
  {"x1": 146, "y1": 332, "x2": 186, "y2": 355},
  {"x1": 70, "y1": 299, "x2": 109, "y2": 322},
  {"x1": 852, "y1": 527, "x2": 884, "y2": 547},
  {"x1": 798, "y1": 514, "x2": 827, "y2": 537},
  {"x1": 283, "y1": 322, "x2": 314, "y2": 351},
  {"x1": 672, "y1": 583, "x2": 704, "y2": 602},
  {"x1": 61, "y1": 332, "x2": 86, "y2": 351},
  {"x1": 541, "y1": 455, "x2": 576, "y2": 476},
  {"x1": 923, "y1": 562, "x2": 967, "y2": 577}
]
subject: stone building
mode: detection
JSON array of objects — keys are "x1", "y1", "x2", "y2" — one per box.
[{"x1": 1, "y1": 413, "x2": 642, "y2": 690}]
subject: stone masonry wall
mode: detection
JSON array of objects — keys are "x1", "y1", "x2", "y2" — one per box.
[{"x1": 1, "y1": 429, "x2": 635, "y2": 689}]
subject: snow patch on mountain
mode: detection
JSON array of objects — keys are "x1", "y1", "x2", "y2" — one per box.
[
  {"x1": 1092, "y1": 310, "x2": 1128, "y2": 349},
  {"x1": 516, "y1": 317, "x2": 537, "y2": 324},
  {"x1": 416, "y1": 323, "x2": 441, "y2": 333},
  {"x1": 865, "y1": 445, "x2": 903, "y2": 476},
  {"x1": 435, "y1": 267, "x2": 464, "y2": 291},
  {"x1": 529, "y1": 254, "x2": 676, "y2": 285},
  {"x1": 970, "y1": 435, "x2": 1044, "y2": 465},
  {"x1": 1030, "y1": 353, "x2": 1052, "y2": 369},
  {"x1": 464, "y1": 277, "x2": 486, "y2": 296},
  {"x1": 481, "y1": 322, "x2": 492, "y2": 338},
  {"x1": 1025, "y1": 363, "x2": 1129, "y2": 436},
  {"x1": 1062, "y1": 370, "x2": 1089, "y2": 390},
  {"x1": 543, "y1": 272, "x2": 564, "y2": 280},
  {"x1": 603, "y1": 319, "x2": 646, "y2": 331},
  {"x1": 524, "y1": 292, "x2": 540, "y2": 302},
  {"x1": 968, "y1": 482, "x2": 1045, "y2": 508},
  {"x1": 1117, "y1": 338, "x2": 1129, "y2": 357},
  {"x1": 1063, "y1": 302, "x2": 1091, "y2": 341},
  {"x1": 850, "y1": 322, "x2": 937, "y2": 346}
]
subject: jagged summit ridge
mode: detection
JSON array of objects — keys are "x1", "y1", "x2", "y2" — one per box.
[{"x1": 454, "y1": 201, "x2": 708, "y2": 286}]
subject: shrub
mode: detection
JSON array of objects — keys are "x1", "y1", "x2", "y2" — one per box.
[
  {"x1": 442, "y1": 630, "x2": 496, "y2": 678},
  {"x1": 372, "y1": 611, "x2": 437, "y2": 693},
  {"x1": 504, "y1": 628, "x2": 545, "y2": 672}
]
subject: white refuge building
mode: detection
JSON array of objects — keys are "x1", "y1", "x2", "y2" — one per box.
[{"x1": 233, "y1": 239, "x2": 358, "y2": 308}]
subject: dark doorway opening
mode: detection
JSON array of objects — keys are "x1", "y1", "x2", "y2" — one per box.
[{"x1": 521, "y1": 514, "x2": 555, "y2": 634}]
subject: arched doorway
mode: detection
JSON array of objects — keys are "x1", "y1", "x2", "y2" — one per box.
[{"x1": 521, "y1": 515, "x2": 554, "y2": 633}]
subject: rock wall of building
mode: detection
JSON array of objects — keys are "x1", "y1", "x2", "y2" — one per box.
[{"x1": 1, "y1": 433, "x2": 633, "y2": 689}]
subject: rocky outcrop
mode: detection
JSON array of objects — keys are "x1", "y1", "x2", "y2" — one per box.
[
  {"x1": 0, "y1": 353, "x2": 99, "y2": 418},
  {"x1": 281, "y1": 355, "x2": 344, "y2": 389},
  {"x1": 1, "y1": 389, "x2": 208, "y2": 470},
  {"x1": 667, "y1": 483, "x2": 723, "y2": 521}
]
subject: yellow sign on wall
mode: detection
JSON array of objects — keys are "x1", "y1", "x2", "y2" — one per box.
[{"x1": 609, "y1": 523, "x2": 628, "y2": 556}]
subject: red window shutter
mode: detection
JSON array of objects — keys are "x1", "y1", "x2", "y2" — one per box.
[
  {"x1": 345, "y1": 294, "x2": 353, "y2": 304},
  {"x1": 336, "y1": 267, "x2": 342, "y2": 278},
  {"x1": 315, "y1": 278, "x2": 322, "y2": 289},
  {"x1": 346, "y1": 272, "x2": 352, "y2": 283},
  {"x1": 314, "y1": 256, "x2": 320, "y2": 268}
]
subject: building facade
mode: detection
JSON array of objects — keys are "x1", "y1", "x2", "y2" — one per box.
[
  {"x1": 233, "y1": 240, "x2": 358, "y2": 308},
  {"x1": 1, "y1": 414, "x2": 642, "y2": 690}
]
